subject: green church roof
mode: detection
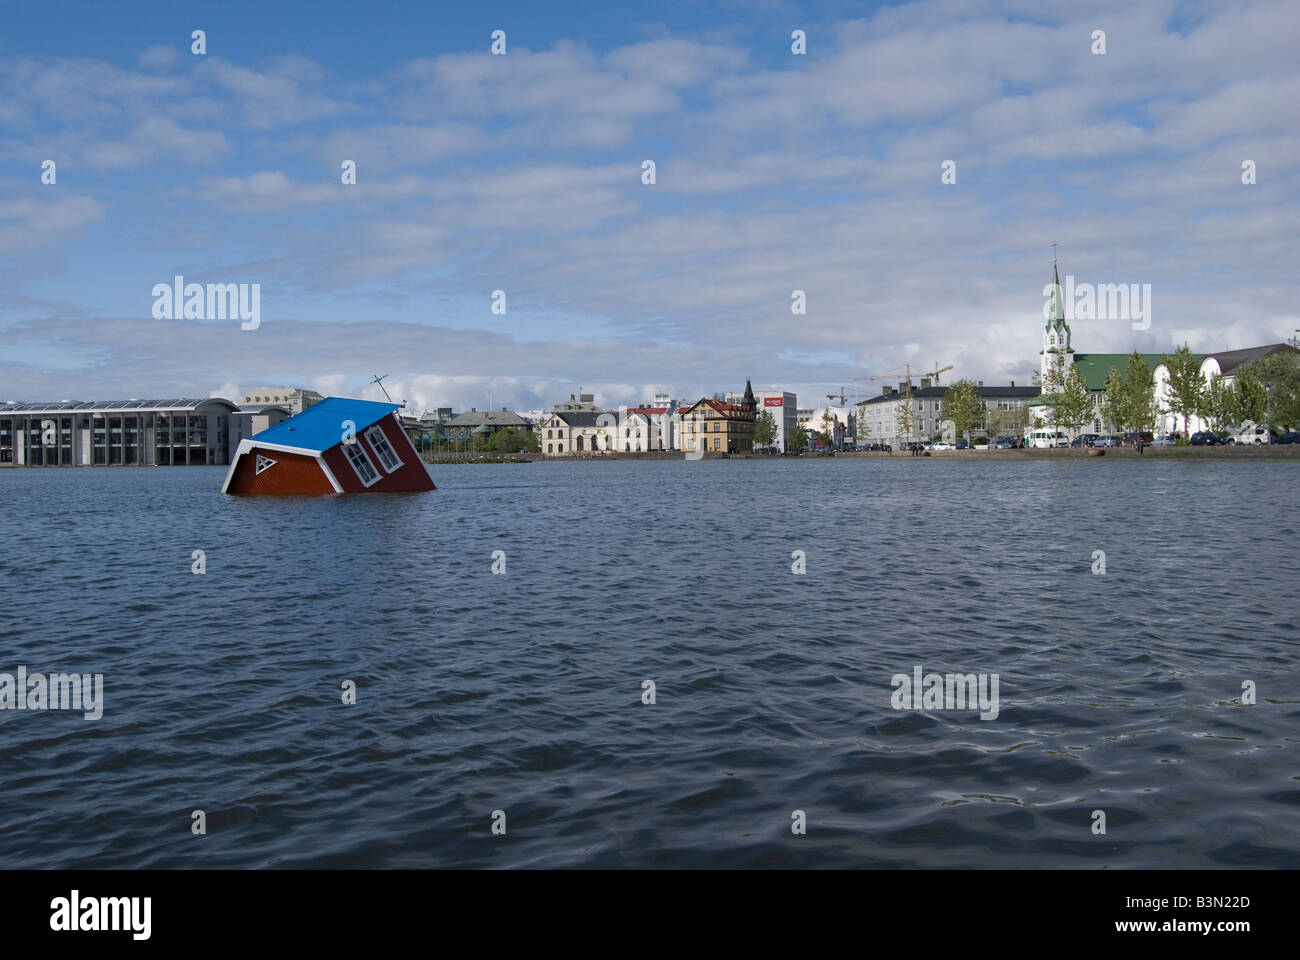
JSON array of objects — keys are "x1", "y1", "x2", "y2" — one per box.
[{"x1": 1069, "y1": 353, "x2": 1176, "y2": 391}]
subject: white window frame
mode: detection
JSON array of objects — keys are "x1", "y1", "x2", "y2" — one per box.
[
  {"x1": 363, "y1": 424, "x2": 403, "y2": 473},
  {"x1": 342, "y1": 439, "x2": 381, "y2": 487}
]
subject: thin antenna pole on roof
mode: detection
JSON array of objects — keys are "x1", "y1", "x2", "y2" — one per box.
[{"x1": 370, "y1": 373, "x2": 394, "y2": 403}]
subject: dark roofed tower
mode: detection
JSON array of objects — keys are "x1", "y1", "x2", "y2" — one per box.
[{"x1": 742, "y1": 379, "x2": 756, "y2": 411}]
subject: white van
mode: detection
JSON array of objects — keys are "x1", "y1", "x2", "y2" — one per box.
[
  {"x1": 1026, "y1": 430, "x2": 1067, "y2": 449},
  {"x1": 1229, "y1": 425, "x2": 1271, "y2": 445}
]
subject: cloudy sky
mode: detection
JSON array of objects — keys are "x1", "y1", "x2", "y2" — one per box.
[{"x1": 2, "y1": 0, "x2": 1297, "y2": 413}]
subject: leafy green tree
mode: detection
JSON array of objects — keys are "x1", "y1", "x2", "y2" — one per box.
[
  {"x1": 1227, "y1": 371, "x2": 1267, "y2": 428},
  {"x1": 488, "y1": 428, "x2": 539, "y2": 454},
  {"x1": 1102, "y1": 367, "x2": 1128, "y2": 434},
  {"x1": 1042, "y1": 364, "x2": 1093, "y2": 439},
  {"x1": 894, "y1": 382, "x2": 916, "y2": 443},
  {"x1": 1202, "y1": 375, "x2": 1234, "y2": 431},
  {"x1": 1239, "y1": 351, "x2": 1300, "y2": 430},
  {"x1": 1040, "y1": 352, "x2": 1069, "y2": 394},
  {"x1": 1162, "y1": 344, "x2": 1204, "y2": 441},
  {"x1": 1123, "y1": 352, "x2": 1155, "y2": 432},
  {"x1": 940, "y1": 379, "x2": 983, "y2": 437},
  {"x1": 1064, "y1": 366, "x2": 1094, "y2": 437},
  {"x1": 753, "y1": 410, "x2": 777, "y2": 450},
  {"x1": 821, "y1": 407, "x2": 841, "y2": 449},
  {"x1": 989, "y1": 405, "x2": 1027, "y2": 440},
  {"x1": 789, "y1": 426, "x2": 807, "y2": 451}
]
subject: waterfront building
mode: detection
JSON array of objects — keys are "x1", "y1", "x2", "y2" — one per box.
[
  {"x1": 726, "y1": 390, "x2": 796, "y2": 452},
  {"x1": 678, "y1": 381, "x2": 758, "y2": 454},
  {"x1": 238, "y1": 387, "x2": 323, "y2": 415},
  {"x1": 616, "y1": 407, "x2": 675, "y2": 451},
  {"x1": 539, "y1": 410, "x2": 613, "y2": 456},
  {"x1": 0, "y1": 398, "x2": 238, "y2": 466},
  {"x1": 444, "y1": 408, "x2": 531, "y2": 444},
  {"x1": 855, "y1": 381, "x2": 1039, "y2": 445},
  {"x1": 223, "y1": 397, "x2": 433, "y2": 495},
  {"x1": 400, "y1": 407, "x2": 455, "y2": 450},
  {"x1": 803, "y1": 407, "x2": 850, "y2": 449}
]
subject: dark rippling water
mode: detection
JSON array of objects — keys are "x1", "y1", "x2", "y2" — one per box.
[{"x1": 1, "y1": 458, "x2": 1298, "y2": 869}]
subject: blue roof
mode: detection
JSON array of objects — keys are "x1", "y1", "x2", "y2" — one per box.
[{"x1": 249, "y1": 397, "x2": 400, "y2": 452}]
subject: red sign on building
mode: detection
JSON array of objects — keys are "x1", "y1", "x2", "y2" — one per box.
[{"x1": 763, "y1": 397, "x2": 784, "y2": 407}]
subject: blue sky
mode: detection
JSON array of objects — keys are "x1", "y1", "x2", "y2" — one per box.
[{"x1": 2, "y1": 0, "x2": 1297, "y2": 412}]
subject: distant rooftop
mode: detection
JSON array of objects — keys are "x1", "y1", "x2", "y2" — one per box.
[{"x1": 1, "y1": 398, "x2": 236, "y2": 414}]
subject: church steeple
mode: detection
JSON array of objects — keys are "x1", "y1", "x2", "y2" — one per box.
[
  {"x1": 1041, "y1": 257, "x2": 1074, "y2": 383},
  {"x1": 1046, "y1": 261, "x2": 1069, "y2": 334},
  {"x1": 742, "y1": 379, "x2": 756, "y2": 410}
]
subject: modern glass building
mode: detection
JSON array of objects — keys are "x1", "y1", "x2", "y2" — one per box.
[{"x1": 0, "y1": 398, "x2": 238, "y2": 466}]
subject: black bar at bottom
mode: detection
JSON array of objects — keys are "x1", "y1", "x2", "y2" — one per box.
[{"x1": 0, "y1": 869, "x2": 1282, "y2": 946}]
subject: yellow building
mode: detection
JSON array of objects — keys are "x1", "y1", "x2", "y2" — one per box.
[{"x1": 679, "y1": 381, "x2": 758, "y2": 454}]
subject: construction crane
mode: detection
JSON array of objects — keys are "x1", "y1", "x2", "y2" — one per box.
[
  {"x1": 854, "y1": 362, "x2": 954, "y2": 386},
  {"x1": 825, "y1": 386, "x2": 854, "y2": 406}
]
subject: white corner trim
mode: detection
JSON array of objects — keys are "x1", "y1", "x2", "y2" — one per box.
[{"x1": 317, "y1": 455, "x2": 343, "y2": 493}]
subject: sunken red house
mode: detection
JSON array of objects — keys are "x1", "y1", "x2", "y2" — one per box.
[{"x1": 221, "y1": 397, "x2": 435, "y2": 495}]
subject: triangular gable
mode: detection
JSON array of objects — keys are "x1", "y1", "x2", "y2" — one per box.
[{"x1": 255, "y1": 454, "x2": 277, "y2": 475}]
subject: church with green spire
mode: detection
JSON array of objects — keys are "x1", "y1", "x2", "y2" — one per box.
[
  {"x1": 1029, "y1": 258, "x2": 1297, "y2": 438},
  {"x1": 1039, "y1": 261, "x2": 1075, "y2": 383}
]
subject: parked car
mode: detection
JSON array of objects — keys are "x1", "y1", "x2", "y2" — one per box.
[
  {"x1": 1151, "y1": 434, "x2": 1176, "y2": 446},
  {"x1": 1091, "y1": 435, "x2": 1117, "y2": 447},
  {"x1": 1229, "y1": 425, "x2": 1271, "y2": 444},
  {"x1": 1122, "y1": 431, "x2": 1155, "y2": 446},
  {"x1": 931, "y1": 441, "x2": 954, "y2": 451},
  {"x1": 994, "y1": 437, "x2": 1014, "y2": 449},
  {"x1": 955, "y1": 440, "x2": 968, "y2": 450},
  {"x1": 1190, "y1": 430, "x2": 1221, "y2": 446},
  {"x1": 1275, "y1": 432, "x2": 1300, "y2": 444}
]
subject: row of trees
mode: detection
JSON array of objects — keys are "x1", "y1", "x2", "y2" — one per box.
[
  {"x1": 1160, "y1": 344, "x2": 1297, "y2": 435},
  {"x1": 1040, "y1": 345, "x2": 1298, "y2": 439},
  {"x1": 1100, "y1": 352, "x2": 1157, "y2": 435},
  {"x1": 421, "y1": 427, "x2": 539, "y2": 455}
]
